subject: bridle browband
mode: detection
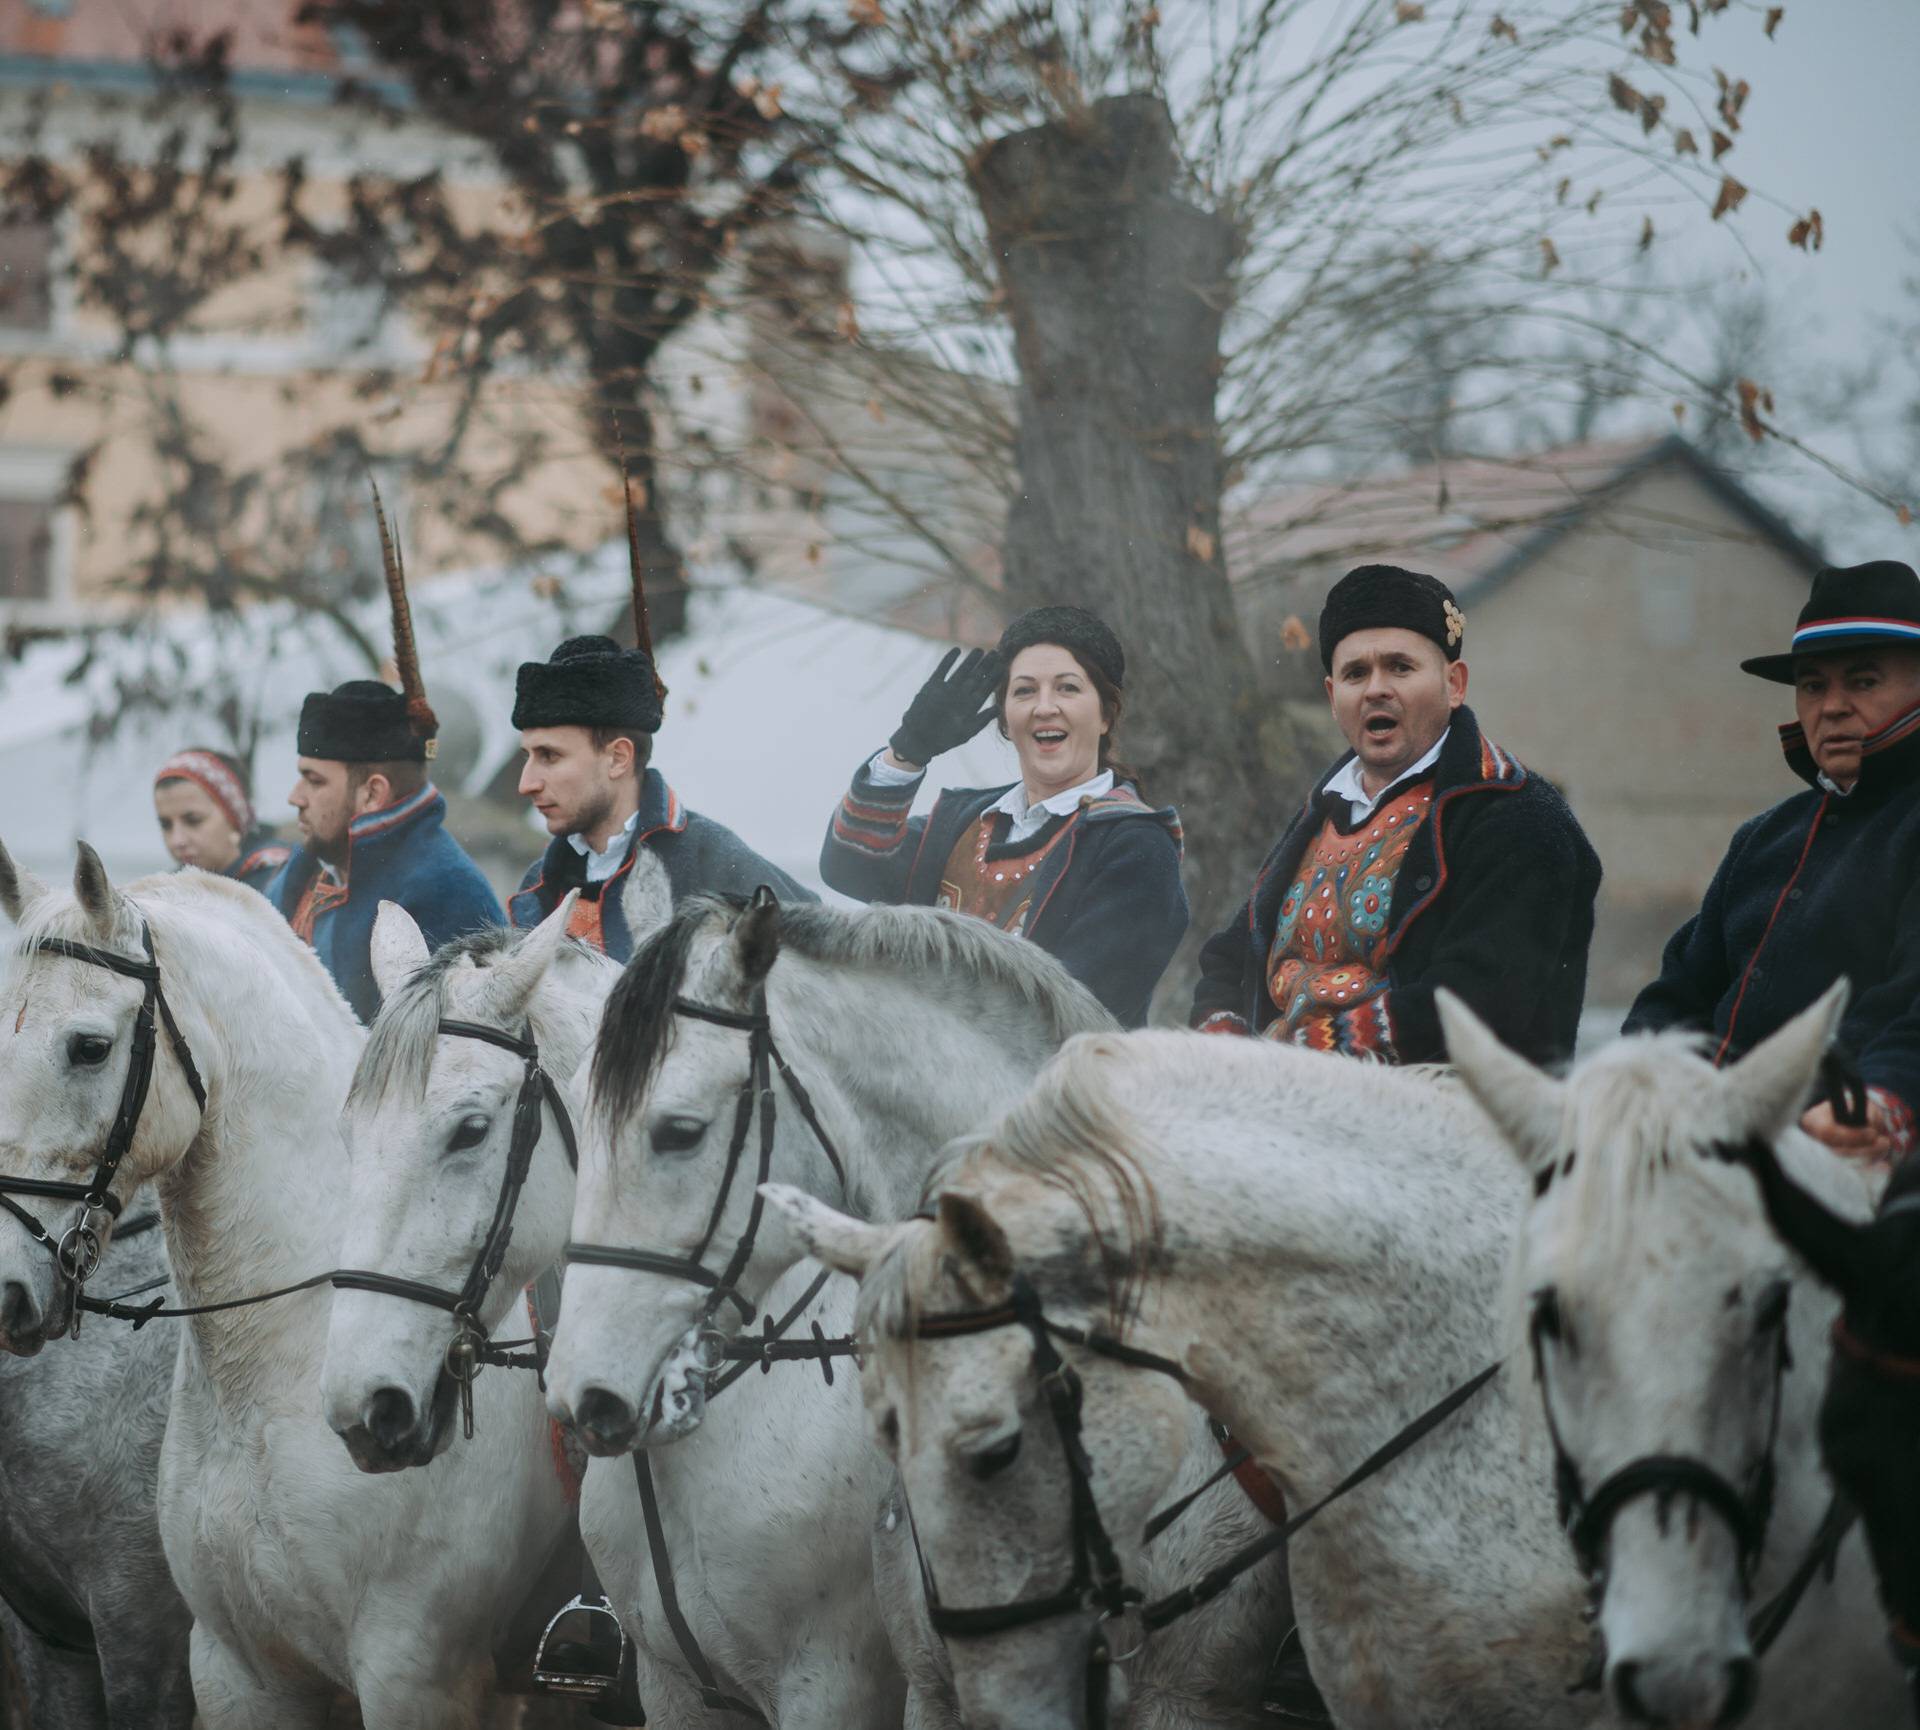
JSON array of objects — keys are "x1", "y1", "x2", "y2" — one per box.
[
  {"x1": 905, "y1": 1267, "x2": 1501, "y2": 1708},
  {"x1": 0, "y1": 924, "x2": 207, "y2": 1331},
  {"x1": 326, "y1": 1017, "x2": 578, "y2": 1439},
  {"x1": 564, "y1": 990, "x2": 851, "y2": 1340}
]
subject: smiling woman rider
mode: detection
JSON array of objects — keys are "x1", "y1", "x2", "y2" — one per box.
[
  {"x1": 152, "y1": 746, "x2": 289, "y2": 894},
  {"x1": 820, "y1": 605, "x2": 1187, "y2": 1027}
]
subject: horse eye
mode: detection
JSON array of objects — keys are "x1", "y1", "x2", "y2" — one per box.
[
  {"x1": 967, "y1": 1431, "x2": 1022, "y2": 1481},
  {"x1": 447, "y1": 1114, "x2": 491, "y2": 1153},
  {"x1": 1755, "y1": 1280, "x2": 1791, "y2": 1334},
  {"x1": 650, "y1": 1115, "x2": 708, "y2": 1155},
  {"x1": 1531, "y1": 1287, "x2": 1564, "y2": 1344},
  {"x1": 878, "y1": 1408, "x2": 900, "y2": 1456},
  {"x1": 66, "y1": 1033, "x2": 111, "y2": 1068}
]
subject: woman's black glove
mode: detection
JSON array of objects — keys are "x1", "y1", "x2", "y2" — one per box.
[{"x1": 889, "y1": 647, "x2": 1005, "y2": 768}]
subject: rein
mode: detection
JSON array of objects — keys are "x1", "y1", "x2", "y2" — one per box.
[
  {"x1": 0, "y1": 925, "x2": 207, "y2": 1334},
  {"x1": 905, "y1": 1270, "x2": 1501, "y2": 1693}
]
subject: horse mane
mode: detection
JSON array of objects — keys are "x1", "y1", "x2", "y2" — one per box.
[
  {"x1": 350, "y1": 924, "x2": 614, "y2": 1111},
  {"x1": 591, "y1": 894, "x2": 1114, "y2": 1133}
]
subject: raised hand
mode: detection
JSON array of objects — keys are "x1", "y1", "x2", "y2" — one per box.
[{"x1": 888, "y1": 647, "x2": 1005, "y2": 769}]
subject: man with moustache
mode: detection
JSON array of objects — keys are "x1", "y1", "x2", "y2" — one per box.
[
  {"x1": 1627, "y1": 560, "x2": 1920, "y2": 1164},
  {"x1": 1191, "y1": 562, "x2": 1602, "y2": 1066}
]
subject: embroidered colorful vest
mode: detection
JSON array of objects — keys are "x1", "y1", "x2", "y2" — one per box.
[
  {"x1": 291, "y1": 869, "x2": 350, "y2": 943},
  {"x1": 937, "y1": 811, "x2": 1079, "y2": 938},
  {"x1": 1265, "y1": 782, "x2": 1434, "y2": 1051}
]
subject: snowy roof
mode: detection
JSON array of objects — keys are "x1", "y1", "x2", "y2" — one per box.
[{"x1": 0, "y1": 554, "x2": 1017, "y2": 894}]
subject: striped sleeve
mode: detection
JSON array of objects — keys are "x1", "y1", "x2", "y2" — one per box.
[{"x1": 820, "y1": 753, "x2": 929, "y2": 904}]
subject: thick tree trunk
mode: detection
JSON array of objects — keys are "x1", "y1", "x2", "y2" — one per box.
[{"x1": 969, "y1": 94, "x2": 1312, "y2": 1008}]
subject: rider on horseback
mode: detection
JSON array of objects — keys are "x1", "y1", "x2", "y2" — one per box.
[{"x1": 1627, "y1": 559, "x2": 1920, "y2": 1165}]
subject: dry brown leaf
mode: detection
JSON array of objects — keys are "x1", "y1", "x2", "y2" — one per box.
[
  {"x1": 1711, "y1": 129, "x2": 1734, "y2": 159},
  {"x1": 1540, "y1": 236, "x2": 1561, "y2": 275},
  {"x1": 1490, "y1": 14, "x2": 1518, "y2": 41},
  {"x1": 1641, "y1": 25, "x2": 1676, "y2": 64},
  {"x1": 641, "y1": 105, "x2": 688, "y2": 142},
  {"x1": 1639, "y1": 91, "x2": 1666, "y2": 133},
  {"x1": 1786, "y1": 208, "x2": 1823, "y2": 251},
  {"x1": 836, "y1": 299, "x2": 860, "y2": 342},
  {"x1": 1608, "y1": 74, "x2": 1643, "y2": 115},
  {"x1": 754, "y1": 82, "x2": 784, "y2": 120},
  {"x1": 1640, "y1": 214, "x2": 1656, "y2": 252},
  {"x1": 1556, "y1": 176, "x2": 1571, "y2": 205},
  {"x1": 1764, "y1": 7, "x2": 1783, "y2": 36},
  {"x1": 1187, "y1": 523, "x2": 1218, "y2": 563},
  {"x1": 1140, "y1": 4, "x2": 1162, "y2": 26},
  {"x1": 531, "y1": 574, "x2": 565, "y2": 601},
  {"x1": 1587, "y1": 189, "x2": 1604, "y2": 214},
  {"x1": 1672, "y1": 401, "x2": 1687, "y2": 422},
  {"x1": 1280, "y1": 615, "x2": 1313, "y2": 653},
  {"x1": 679, "y1": 130, "x2": 709, "y2": 158},
  {"x1": 1736, "y1": 376, "x2": 1773, "y2": 441},
  {"x1": 1712, "y1": 175, "x2": 1748, "y2": 220},
  {"x1": 1619, "y1": 3, "x2": 1638, "y2": 32},
  {"x1": 1900, "y1": 504, "x2": 1914, "y2": 527},
  {"x1": 849, "y1": 0, "x2": 886, "y2": 23},
  {"x1": 1674, "y1": 128, "x2": 1697, "y2": 155},
  {"x1": 1395, "y1": 1, "x2": 1426, "y2": 20},
  {"x1": 806, "y1": 542, "x2": 824, "y2": 565}
]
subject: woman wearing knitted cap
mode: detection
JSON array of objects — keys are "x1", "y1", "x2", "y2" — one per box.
[
  {"x1": 821, "y1": 604, "x2": 1188, "y2": 1027},
  {"x1": 152, "y1": 747, "x2": 289, "y2": 895}
]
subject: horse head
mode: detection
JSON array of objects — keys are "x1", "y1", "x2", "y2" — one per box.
[
  {"x1": 764, "y1": 1146, "x2": 1194, "y2": 1730},
  {"x1": 1444, "y1": 984, "x2": 1866, "y2": 1729},
  {"x1": 320, "y1": 893, "x2": 603, "y2": 1471},
  {"x1": 545, "y1": 891, "x2": 859, "y2": 1454},
  {"x1": 0, "y1": 842, "x2": 207, "y2": 1353}
]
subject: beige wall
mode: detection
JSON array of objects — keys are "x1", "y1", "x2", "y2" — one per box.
[{"x1": 1461, "y1": 462, "x2": 1815, "y2": 1002}]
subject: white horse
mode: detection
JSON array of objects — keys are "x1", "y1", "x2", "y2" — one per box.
[
  {"x1": 0, "y1": 848, "x2": 555, "y2": 1728},
  {"x1": 324, "y1": 892, "x2": 905, "y2": 1729},
  {"x1": 1442, "y1": 986, "x2": 1905, "y2": 1727},
  {"x1": 547, "y1": 893, "x2": 1292, "y2": 1730}
]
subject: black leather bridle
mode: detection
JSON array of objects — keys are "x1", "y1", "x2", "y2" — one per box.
[
  {"x1": 906, "y1": 1268, "x2": 1500, "y2": 1721},
  {"x1": 1528, "y1": 1283, "x2": 1791, "y2": 1621},
  {"x1": 330, "y1": 1018, "x2": 577, "y2": 1438},
  {"x1": 565, "y1": 990, "x2": 849, "y2": 1338},
  {"x1": 0, "y1": 925, "x2": 206, "y2": 1333}
]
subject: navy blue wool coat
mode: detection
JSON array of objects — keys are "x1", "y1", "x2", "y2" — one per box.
[
  {"x1": 1190, "y1": 707, "x2": 1601, "y2": 1067},
  {"x1": 509, "y1": 767, "x2": 814, "y2": 961},
  {"x1": 1626, "y1": 701, "x2": 1920, "y2": 1131},
  {"x1": 269, "y1": 786, "x2": 503, "y2": 1022},
  {"x1": 821, "y1": 756, "x2": 1188, "y2": 1029},
  {"x1": 226, "y1": 827, "x2": 290, "y2": 896}
]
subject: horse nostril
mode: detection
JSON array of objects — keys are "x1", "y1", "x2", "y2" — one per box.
[
  {"x1": 363, "y1": 1386, "x2": 417, "y2": 1451},
  {"x1": 576, "y1": 1385, "x2": 639, "y2": 1448},
  {"x1": 0, "y1": 1281, "x2": 39, "y2": 1341},
  {"x1": 1717, "y1": 1657, "x2": 1759, "y2": 1727},
  {"x1": 1612, "y1": 1661, "x2": 1658, "y2": 1725}
]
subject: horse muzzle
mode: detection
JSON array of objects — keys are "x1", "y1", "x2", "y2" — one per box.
[
  {"x1": 332, "y1": 1377, "x2": 456, "y2": 1474},
  {"x1": 1609, "y1": 1651, "x2": 1759, "y2": 1729},
  {"x1": 0, "y1": 1274, "x2": 48, "y2": 1356}
]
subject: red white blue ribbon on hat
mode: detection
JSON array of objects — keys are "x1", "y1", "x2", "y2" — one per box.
[{"x1": 1792, "y1": 616, "x2": 1920, "y2": 650}]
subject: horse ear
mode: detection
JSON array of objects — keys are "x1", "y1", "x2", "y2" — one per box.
[
  {"x1": 732, "y1": 887, "x2": 782, "y2": 989},
  {"x1": 477, "y1": 892, "x2": 575, "y2": 1023},
  {"x1": 72, "y1": 843, "x2": 124, "y2": 936},
  {"x1": 621, "y1": 850, "x2": 673, "y2": 947},
  {"x1": 0, "y1": 838, "x2": 48, "y2": 925},
  {"x1": 370, "y1": 902, "x2": 433, "y2": 1001},
  {"x1": 1438, "y1": 989, "x2": 1565, "y2": 1170},
  {"x1": 937, "y1": 1190, "x2": 1015, "y2": 1284},
  {"x1": 760, "y1": 1182, "x2": 895, "y2": 1277},
  {"x1": 1725, "y1": 978, "x2": 1849, "y2": 1145}
]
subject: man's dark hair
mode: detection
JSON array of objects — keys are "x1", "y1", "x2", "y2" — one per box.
[
  {"x1": 588, "y1": 726, "x2": 653, "y2": 772},
  {"x1": 347, "y1": 758, "x2": 429, "y2": 803}
]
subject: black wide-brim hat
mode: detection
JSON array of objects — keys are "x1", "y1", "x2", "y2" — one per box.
[
  {"x1": 1740, "y1": 561, "x2": 1920, "y2": 684},
  {"x1": 297, "y1": 680, "x2": 432, "y2": 763},
  {"x1": 512, "y1": 634, "x2": 665, "y2": 734}
]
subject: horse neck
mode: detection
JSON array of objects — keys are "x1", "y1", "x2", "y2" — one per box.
[
  {"x1": 154, "y1": 905, "x2": 363, "y2": 1382},
  {"x1": 775, "y1": 957, "x2": 1070, "y2": 1223}
]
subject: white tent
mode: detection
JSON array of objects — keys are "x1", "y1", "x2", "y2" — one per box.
[{"x1": 0, "y1": 556, "x2": 1015, "y2": 897}]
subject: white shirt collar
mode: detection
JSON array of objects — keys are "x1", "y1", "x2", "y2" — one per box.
[
  {"x1": 1817, "y1": 771, "x2": 1856, "y2": 798},
  {"x1": 989, "y1": 769, "x2": 1114, "y2": 841},
  {"x1": 1322, "y1": 728, "x2": 1450, "y2": 826},
  {"x1": 567, "y1": 808, "x2": 641, "y2": 882}
]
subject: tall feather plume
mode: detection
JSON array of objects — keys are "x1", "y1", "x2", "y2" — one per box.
[
  {"x1": 614, "y1": 415, "x2": 669, "y2": 703},
  {"x1": 371, "y1": 480, "x2": 438, "y2": 759}
]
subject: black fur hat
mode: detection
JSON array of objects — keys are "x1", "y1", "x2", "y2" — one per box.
[
  {"x1": 1318, "y1": 564, "x2": 1465, "y2": 670},
  {"x1": 996, "y1": 605, "x2": 1126, "y2": 688},
  {"x1": 512, "y1": 634, "x2": 666, "y2": 734},
  {"x1": 297, "y1": 679, "x2": 432, "y2": 763}
]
